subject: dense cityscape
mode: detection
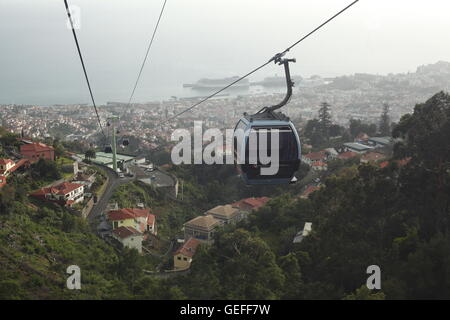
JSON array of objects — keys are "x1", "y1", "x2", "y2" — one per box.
[{"x1": 2, "y1": 61, "x2": 449, "y2": 153}]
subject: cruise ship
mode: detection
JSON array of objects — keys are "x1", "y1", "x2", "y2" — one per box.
[
  {"x1": 253, "y1": 75, "x2": 303, "y2": 87},
  {"x1": 183, "y1": 76, "x2": 250, "y2": 90}
]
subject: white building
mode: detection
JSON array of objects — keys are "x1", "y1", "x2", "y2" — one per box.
[
  {"x1": 293, "y1": 222, "x2": 313, "y2": 244},
  {"x1": 111, "y1": 226, "x2": 144, "y2": 253},
  {"x1": 0, "y1": 159, "x2": 15, "y2": 176},
  {"x1": 343, "y1": 142, "x2": 374, "y2": 154},
  {"x1": 32, "y1": 182, "x2": 84, "y2": 207}
]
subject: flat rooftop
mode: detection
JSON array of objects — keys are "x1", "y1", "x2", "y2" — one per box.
[{"x1": 77, "y1": 152, "x2": 135, "y2": 166}]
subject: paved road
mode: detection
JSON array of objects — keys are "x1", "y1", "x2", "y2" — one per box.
[
  {"x1": 130, "y1": 165, "x2": 175, "y2": 188},
  {"x1": 87, "y1": 164, "x2": 175, "y2": 225},
  {"x1": 88, "y1": 165, "x2": 133, "y2": 223}
]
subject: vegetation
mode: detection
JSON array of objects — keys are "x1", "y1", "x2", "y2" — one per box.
[
  {"x1": 162, "y1": 92, "x2": 450, "y2": 299},
  {"x1": 304, "y1": 102, "x2": 347, "y2": 149},
  {"x1": 0, "y1": 92, "x2": 449, "y2": 299},
  {"x1": 349, "y1": 118, "x2": 377, "y2": 138},
  {"x1": 84, "y1": 149, "x2": 96, "y2": 162},
  {"x1": 379, "y1": 103, "x2": 391, "y2": 136},
  {"x1": 30, "y1": 159, "x2": 62, "y2": 182}
]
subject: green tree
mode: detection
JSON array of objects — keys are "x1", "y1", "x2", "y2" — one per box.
[
  {"x1": 304, "y1": 118, "x2": 323, "y2": 146},
  {"x1": 343, "y1": 286, "x2": 385, "y2": 300},
  {"x1": 393, "y1": 91, "x2": 450, "y2": 236},
  {"x1": 0, "y1": 185, "x2": 16, "y2": 215},
  {"x1": 0, "y1": 280, "x2": 22, "y2": 299},
  {"x1": 53, "y1": 139, "x2": 66, "y2": 159},
  {"x1": 329, "y1": 124, "x2": 344, "y2": 137},
  {"x1": 349, "y1": 118, "x2": 377, "y2": 138},
  {"x1": 318, "y1": 102, "x2": 332, "y2": 140},
  {"x1": 113, "y1": 248, "x2": 143, "y2": 281},
  {"x1": 278, "y1": 253, "x2": 303, "y2": 299},
  {"x1": 379, "y1": 103, "x2": 391, "y2": 136},
  {"x1": 214, "y1": 229, "x2": 285, "y2": 299},
  {"x1": 84, "y1": 149, "x2": 96, "y2": 162},
  {"x1": 31, "y1": 159, "x2": 61, "y2": 180},
  {"x1": 0, "y1": 132, "x2": 19, "y2": 147}
]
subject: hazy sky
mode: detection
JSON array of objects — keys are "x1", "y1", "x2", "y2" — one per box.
[{"x1": 1, "y1": 0, "x2": 450, "y2": 105}]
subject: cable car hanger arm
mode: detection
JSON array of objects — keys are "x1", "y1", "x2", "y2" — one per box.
[
  {"x1": 267, "y1": 57, "x2": 296, "y2": 112},
  {"x1": 162, "y1": 0, "x2": 359, "y2": 124}
]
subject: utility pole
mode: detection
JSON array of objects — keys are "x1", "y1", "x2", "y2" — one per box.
[{"x1": 107, "y1": 116, "x2": 119, "y2": 172}]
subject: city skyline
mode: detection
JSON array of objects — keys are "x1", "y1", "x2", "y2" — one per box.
[{"x1": 1, "y1": 0, "x2": 450, "y2": 105}]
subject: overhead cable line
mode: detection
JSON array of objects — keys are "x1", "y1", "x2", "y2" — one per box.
[
  {"x1": 63, "y1": 0, "x2": 106, "y2": 138},
  {"x1": 125, "y1": 0, "x2": 168, "y2": 110},
  {"x1": 163, "y1": 0, "x2": 359, "y2": 124},
  {"x1": 164, "y1": 62, "x2": 272, "y2": 123},
  {"x1": 117, "y1": 0, "x2": 168, "y2": 147}
]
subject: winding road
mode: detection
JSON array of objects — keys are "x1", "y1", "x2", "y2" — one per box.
[{"x1": 88, "y1": 165, "x2": 133, "y2": 223}]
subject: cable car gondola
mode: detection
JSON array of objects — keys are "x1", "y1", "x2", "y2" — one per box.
[{"x1": 233, "y1": 57, "x2": 301, "y2": 185}]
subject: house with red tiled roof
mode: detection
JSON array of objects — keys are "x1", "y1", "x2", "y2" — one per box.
[
  {"x1": 111, "y1": 226, "x2": 144, "y2": 253},
  {"x1": 311, "y1": 160, "x2": 327, "y2": 171},
  {"x1": 173, "y1": 237, "x2": 201, "y2": 270},
  {"x1": 231, "y1": 197, "x2": 270, "y2": 212},
  {"x1": 31, "y1": 182, "x2": 84, "y2": 207},
  {"x1": 0, "y1": 159, "x2": 15, "y2": 189},
  {"x1": 337, "y1": 151, "x2": 359, "y2": 160},
  {"x1": 379, "y1": 157, "x2": 412, "y2": 169},
  {"x1": 20, "y1": 142, "x2": 55, "y2": 163},
  {"x1": 360, "y1": 152, "x2": 386, "y2": 164},
  {"x1": 0, "y1": 158, "x2": 31, "y2": 189},
  {"x1": 0, "y1": 159, "x2": 15, "y2": 175},
  {"x1": 107, "y1": 208, "x2": 157, "y2": 235},
  {"x1": 0, "y1": 159, "x2": 31, "y2": 176},
  {"x1": 302, "y1": 151, "x2": 328, "y2": 165},
  {"x1": 300, "y1": 185, "x2": 321, "y2": 199},
  {"x1": 13, "y1": 159, "x2": 31, "y2": 171}
]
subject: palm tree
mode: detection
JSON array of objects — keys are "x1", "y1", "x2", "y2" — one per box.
[{"x1": 84, "y1": 149, "x2": 96, "y2": 162}]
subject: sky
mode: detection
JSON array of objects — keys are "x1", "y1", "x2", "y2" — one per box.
[{"x1": 1, "y1": 0, "x2": 450, "y2": 105}]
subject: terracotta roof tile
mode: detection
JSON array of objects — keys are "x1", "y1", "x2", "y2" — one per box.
[
  {"x1": 361, "y1": 152, "x2": 386, "y2": 162},
  {"x1": 232, "y1": 197, "x2": 270, "y2": 211},
  {"x1": 112, "y1": 226, "x2": 142, "y2": 239},
  {"x1": 337, "y1": 151, "x2": 358, "y2": 160},
  {"x1": 304, "y1": 151, "x2": 327, "y2": 161},
  {"x1": 312, "y1": 161, "x2": 327, "y2": 167},
  {"x1": 107, "y1": 208, "x2": 152, "y2": 221},
  {"x1": 32, "y1": 182, "x2": 83, "y2": 196},
  {"x1": 301, "y1": 185, "x2": 321, "y2": 198},
  {"x1": 49, "y1": 182, "x2": 84, "y2": 195},
  {"x1": 175, "y1": 238, "x2": 201, "y2": 258},
  {"x1": 20, "y1": 142, "x2": 54, "y2": 152},
  {"x1": 185, "y1": 215, "x2": 220, "y2": 229},
  {"x1": 0, "y1": 159, "x2": 14, "y2": 166}
]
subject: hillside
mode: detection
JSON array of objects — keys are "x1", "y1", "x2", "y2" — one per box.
[
  {"x1": 163, "y1": 91, "x2": 450, "y2": 299},
  {"x1": 0, "y1": 91, "x2": 449, "y2": 299}
]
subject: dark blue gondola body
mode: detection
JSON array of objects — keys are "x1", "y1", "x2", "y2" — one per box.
[{"x1": 233, "y1": 116, "x2": 301, "y2": 185}]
